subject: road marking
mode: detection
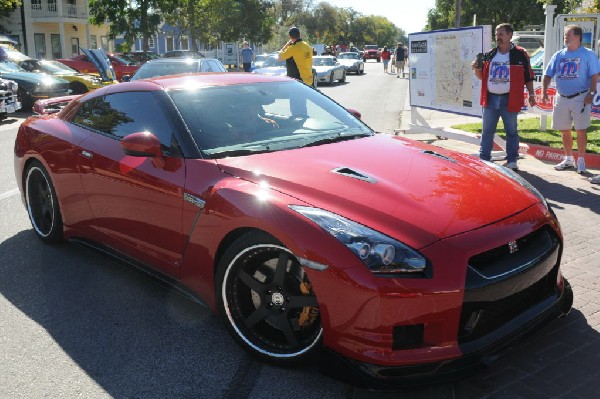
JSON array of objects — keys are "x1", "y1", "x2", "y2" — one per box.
[{"x1": 0, "y1": 188, "x2": 19, "y2": 200}]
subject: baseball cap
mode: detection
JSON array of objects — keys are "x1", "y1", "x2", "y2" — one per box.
[{"x1": 288, "y1": 27, "x2": 300, "y2": 38}]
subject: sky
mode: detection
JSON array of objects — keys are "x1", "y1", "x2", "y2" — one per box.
[{"x1": 324, "y1": 0, "x2": 436, "y2": 34}]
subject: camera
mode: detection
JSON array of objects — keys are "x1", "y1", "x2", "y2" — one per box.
[{"x1": 476, "y1": 53, "x2": 484, "y2": 69}]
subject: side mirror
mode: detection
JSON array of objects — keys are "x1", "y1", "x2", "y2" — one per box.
[
  {"x1": 346, "y1": 108, "x2": 361, "y2": 120},
  {"x1": 121, "y1": 132, "x2": 162, "y2": 158},
  {"x1": 121, "y1": 75, "x2": 131, "y2": 82}
]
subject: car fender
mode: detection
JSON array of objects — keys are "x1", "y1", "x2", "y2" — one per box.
[{"x1": 179, "y1": 176, "x2": 364, "y2": 311}]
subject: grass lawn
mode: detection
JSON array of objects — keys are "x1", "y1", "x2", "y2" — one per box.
[{"x1": 452, "y1": 117, "x2": 600, "y2": 154}]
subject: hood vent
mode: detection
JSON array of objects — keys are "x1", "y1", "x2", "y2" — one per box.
[
  {"x1": 331, "y1": 167, "x2": 377, "y2": 183},
  {"x1": 420, "y1": 149, "x2": 457, "y2": 163}
]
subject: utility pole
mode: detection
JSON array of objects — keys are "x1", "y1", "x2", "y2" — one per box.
[{"x1": 455, "y1": 0, "x2": 461, "y2": 27}]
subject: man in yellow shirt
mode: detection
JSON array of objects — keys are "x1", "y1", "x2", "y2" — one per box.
[{"x1": 278, "y1": 27, "x2": 314, "y2": 87}]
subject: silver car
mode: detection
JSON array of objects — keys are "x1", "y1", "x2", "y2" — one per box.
[
  {"x1": 313, "y1": 56, "x2": 346, "y2": 85},
  {"x1": 336, "y1": 52, "x2": 364, "y2": 75}
]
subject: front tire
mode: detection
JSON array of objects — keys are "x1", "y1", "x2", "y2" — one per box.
[
  {"x1": 217, "y1": 232, "x2": 322, "y2": 366},
  {"x1": 17, "y1": 88, "x2": 33, "y2": 112},
  {"x1": 339, "y1": 71, "x2": 346, "y2": 82},
  {"x1": 25, "y1": 161, "x2": 64, "y2": 243},
  {"x1": 69, "y1": 81, "x2": 88, "y2": 95}
]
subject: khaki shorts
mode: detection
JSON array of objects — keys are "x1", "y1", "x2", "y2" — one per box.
[
  {"x1": 395, "y1": 61, "x2": 405, "y2": 70},
  {"x1": 552, "y1": 92, "x2": 592, "y2": 131}
]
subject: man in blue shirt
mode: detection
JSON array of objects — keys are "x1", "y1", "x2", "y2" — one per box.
[
  {"x1": 542, "y1": 25, "x2": 599, "y2": 176},
  {"x1": 240, "y1": 41, "x2": 254, "y2": 72}
]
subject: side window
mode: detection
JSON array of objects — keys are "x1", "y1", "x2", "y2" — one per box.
[
  {"x1": 103, "y1": 92, "x2": 175, "y2": 149},
  {"x1": 71, "y1": 97, "x2": 108, "y2": 131},
  {"x1": 72, "y1": 92, "x2": 176, "y2": 152}
]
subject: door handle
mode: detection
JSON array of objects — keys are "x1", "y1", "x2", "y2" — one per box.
[{"x1": 80, "y1": 150, "x2": 93, "y2": 159}]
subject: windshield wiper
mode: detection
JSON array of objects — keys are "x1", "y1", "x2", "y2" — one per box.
[
  {"x1": 299, "y1": 133, "x2": 368, "y2": 148},
  {"x1": 208, "y1": 147, "x2": 272, "y2": 158}
]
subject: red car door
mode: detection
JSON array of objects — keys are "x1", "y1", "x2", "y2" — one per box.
[{"x1": 72, "y1": 91, "x2": 185, "y2": 278}]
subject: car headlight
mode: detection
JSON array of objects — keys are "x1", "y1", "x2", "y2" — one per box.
[
  {"x1": 289, "y1": 205, "x2": 428, "y2": 274},
  {"x1": 10, "y1": 81, "x2": 18, "y2": 91},
  {"x1": 482, "y1": 160, "x2": 549, "y2": 209}
]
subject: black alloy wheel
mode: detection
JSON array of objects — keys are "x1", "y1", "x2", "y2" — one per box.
[
  {"x1": 217, "y1": 232, "x2": 322, "y2": 366},
  {"x1": 17, "y1": 88, "x2": 33, "y2": 112},
  {"x1": 25, "y1": 162, "x2": 64, "y2": 243}
]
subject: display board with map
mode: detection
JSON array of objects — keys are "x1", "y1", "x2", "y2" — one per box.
[{"x1": 408, "y1": 26, "x2": 492, "y2": 117}]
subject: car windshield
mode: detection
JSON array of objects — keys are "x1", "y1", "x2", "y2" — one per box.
[
  {"x1": 337, "y1": 53, "x2": 359, "y2": 60},
  {"x1": 132, "y1": 61, "x2": 201, "y2": 80},
  {"x1": 110, "y1": 54, "x2": 135, "y2": 65},
  {"x1": 170, "y1": 81, "x2": 373, "y2": 158},
  {"x1": 364, "y1": 45, "x2": 378, "y2": 50},
  {"x1": 262, "y1": 56, "x2": 285, "y2": 67},
  {"x1": 313, "y1": 57, "x2": 335, "y2": 66},
  {"x1": 0, "y1": 60, "x2": 24, "y2": 72},
  {"x1": 39, "y1": 60, "x2": 79, "y2": 74},
  {"x1": 255, "y1": 54, "x2": 268, "y2": 62}
]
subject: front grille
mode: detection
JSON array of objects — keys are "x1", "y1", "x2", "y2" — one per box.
[
  {"x1": 468, "y1": 225, "x2": 557, "y2": 279},
  {"x1": 458, "y1": 225, "x2": 561, "y2": 343},
  {"x1": 458, "y1": 265, "x2": 558, "y2": 342}
]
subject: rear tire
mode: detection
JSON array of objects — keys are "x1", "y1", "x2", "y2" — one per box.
[
  {"x1": 69, "y1": 81, "x2": 88, "y2": 95},
  {"x1": 216, "y1": 231, "x2": 322, "y2": 366},
  {"x1": 25, "y1": 161, "x2": 64, "y2": 243}
]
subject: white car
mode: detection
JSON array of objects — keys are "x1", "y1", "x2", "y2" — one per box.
[
  {"x1": 336, "y1": 52, "x2": 364, "y2": 75},
  {"x1": 313, "y1": 56, "x2": 346, "y2": 85},
  {"x1": 253, "y1": 56, "x2": 318, "y2": 88}
]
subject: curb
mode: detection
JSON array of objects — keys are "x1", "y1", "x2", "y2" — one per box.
[{"x1": 524, "y1": 143, "x2": 600, "y2": 169}]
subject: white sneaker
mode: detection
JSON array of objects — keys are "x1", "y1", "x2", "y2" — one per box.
[
  {"x1": 590, "y1": 175, "x2": 600, "y2": 184},
  {"x1": 577, "y1": 158, "x2": 587, "y2": 174},
  {"x1": 554, "y1": 158, "x2": 576, "y2": 170},
  {"x1": 503, "y1": 161, "x2": 518, "y2": 170}
]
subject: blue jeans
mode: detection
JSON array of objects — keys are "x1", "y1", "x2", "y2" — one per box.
[{"x1": 480, "y1": 93, "x2": 519, "y2": 163}]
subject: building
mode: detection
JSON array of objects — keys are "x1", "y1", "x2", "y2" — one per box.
[{"x1": 1, "y1": 0, "x2": 113, "y2": 59}]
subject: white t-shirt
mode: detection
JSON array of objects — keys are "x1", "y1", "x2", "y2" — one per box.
[{"x1": 487, "y1": 51, "x2": 511, "y2": 94}]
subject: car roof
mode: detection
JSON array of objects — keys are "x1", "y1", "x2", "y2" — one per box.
[
  {"x1": 143, "y1": 57, "x2": 220, "y2": 64},
  {"x1": 124, "y1": 72, "x2": 293, "y2": 90}
]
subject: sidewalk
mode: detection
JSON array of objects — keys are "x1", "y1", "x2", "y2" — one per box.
[{"x1": 379, "y1": 104, "x2": 600, "y2": 398}]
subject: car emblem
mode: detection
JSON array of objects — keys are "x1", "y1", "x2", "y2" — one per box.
[
  {"x1": 271, "y1": 292, "x2": 285, "y2": 306},
  {"x1": 508, "y1": 241, "x2": 519, "y2": 253}
]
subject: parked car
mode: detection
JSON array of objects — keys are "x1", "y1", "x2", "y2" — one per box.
[
  {"x1": 252, "y1": 56, "x2": 317, "y2": 88},
  {"x1": 336, "y1": 52, "x2": 365, "y2": 75},
  {"x1": 57, "y1": 52, "x2": 139, "y2": 81},
  {"x1": 0, "y1": 77, "x2": 20, "y2": 120},
  {"x1": 312, "y1": 56, "x2": 346, "y2": 84},
  {"x1": 18, "y1": 58, "x2": 114, "y2": 94},
  {"x1": 122, "y1": 57, "x2": 227, "y2": 81},
  {"x1": 14, "y1": 72, "x2": 573, "y2": 388},
  {"x1": 120, "y1": 51, "x2": 161, "y2": 64},
  {"x1": 511, "y1": 32, "x2": 544, "y2": 56},
  {"x1": 162, "y1": 50, "x2": 204, "y2": 58},
  {"x1": 0, "y1": 60, "x2": 69, "y2": 110},
  {"x1": 251, "y1": 53, "x2": 270, "y2": 70},
  {"x1": 363, "y1": 44, "x2": 381, "y2": 62}
]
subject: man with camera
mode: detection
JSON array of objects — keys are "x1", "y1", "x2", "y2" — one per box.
[{"x1": 472, "y1": 23, "x2": 536, "y2": 170}]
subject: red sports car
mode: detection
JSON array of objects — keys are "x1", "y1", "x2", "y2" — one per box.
[
  {"x1": 57, "y1": 52, "x2": 139, "y2": 81},
  {"x1": 14, "y1": 73, "x2": 572, "y2": 388}
]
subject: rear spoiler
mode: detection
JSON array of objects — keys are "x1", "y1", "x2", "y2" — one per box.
[{"x1": 33, "y1": 95, "x2": 80, "y2": 115}]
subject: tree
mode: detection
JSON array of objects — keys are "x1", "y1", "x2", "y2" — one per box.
[
  {"x1": 0, "y1": 0, "x2": 18, "y2": 17},
  {"x1": 89, "y1": 0, "x2": 175, "y2": 52},
  {"x1": 164, "y1": 0, "x2": 274, "y2": 48},
  {"x1": 426, "y1": 0, "x2": 581, "y2": 31}
]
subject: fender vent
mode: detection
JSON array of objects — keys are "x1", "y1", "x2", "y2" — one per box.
[{"x1": 331, "y1": 167, "x2": 377, "y2": 183}]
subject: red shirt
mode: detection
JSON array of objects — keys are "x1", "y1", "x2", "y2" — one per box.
[{"x1": 381, "y1": 50, "x2": 391, "y2": 60}]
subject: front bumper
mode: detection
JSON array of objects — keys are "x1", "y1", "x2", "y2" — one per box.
[
  {"x1": 321, "y1": 280, "x2": 572, "y2": 389},
  {"x1": 306, "y1": 204, "x2": 571, "y2": 388}
]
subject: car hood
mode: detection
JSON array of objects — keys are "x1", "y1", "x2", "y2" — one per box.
[
  {"x1": 0, "y1": 71, "x2": 68, "y2": 85},
  {"x1": 252, "y1": 66, "x2": 287, "y2": 76},
  {"x1": 314, "y1": 65, "x2": 337, "y2": 73},
  {"x1": 81, "y1": 48, "x2": 116, "y2": 82},
  {"x1": 214, "y1": 135, "x2": 540, "y2": 249},
  {"x1": 338, "y1": 59, "x2": 359, "y2": 65}
]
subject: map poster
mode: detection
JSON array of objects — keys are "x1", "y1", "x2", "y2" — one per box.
[{"x1": 408, "y1": 26, "x2": 492, "y2": 117}]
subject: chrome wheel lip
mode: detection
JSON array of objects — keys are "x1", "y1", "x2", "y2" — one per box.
[
  {"x1": 221, "y1": 244, "x2": 323, "y2": 359},
  {"x1": 25, "y1": 166, "x2": 55, "y2": 238}
]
